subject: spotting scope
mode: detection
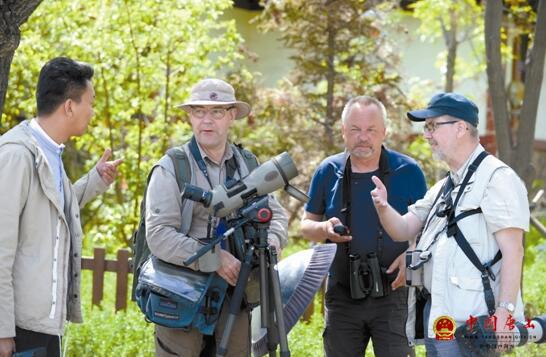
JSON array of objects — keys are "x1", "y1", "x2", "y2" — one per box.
[{"x1": 181, "y1": 151, "x2": 308, "y2": 217}]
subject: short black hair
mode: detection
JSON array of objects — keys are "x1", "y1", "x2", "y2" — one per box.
[{"x1": 36, "y1": 57, "x2": 94, "y2": 116}]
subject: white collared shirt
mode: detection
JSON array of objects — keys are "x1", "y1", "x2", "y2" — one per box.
[{"x1": 408, "y1": 144, "x2": 529, "y2": 337}]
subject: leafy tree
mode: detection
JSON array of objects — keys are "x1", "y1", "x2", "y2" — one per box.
[
  {"x1": 2, "y1": 0, "x2": 247, "y2": 251},
  {"x1": 256, "y1": 0, "x2": 409, "y2": 150},
  {"x1": 249, "y1": 0, "x2": 412, "y2": 225},
  {"x1": 408, "y1": 0, "x2": 485, "y2": 92},
  {"x1": 0, "y1": 0, "x2": 42, "y2": 120}
]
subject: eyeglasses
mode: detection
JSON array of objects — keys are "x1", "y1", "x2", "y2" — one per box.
[
  {"x1": 190, "y1": 106, "x2": 234, "y2": 120},
  {"x1": 423, "y1": 120, "x2": 459, "y2": 133}
]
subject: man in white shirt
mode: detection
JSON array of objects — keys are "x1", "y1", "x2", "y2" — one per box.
[{"x1": 370, "y1": 92, "x2": 529, "y2": 356}]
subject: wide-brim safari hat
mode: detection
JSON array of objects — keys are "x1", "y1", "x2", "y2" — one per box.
[{"x1": 176, "y1": 78, "x2": 251, "y2": 119}]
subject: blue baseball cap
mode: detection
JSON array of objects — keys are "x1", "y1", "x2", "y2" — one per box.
[{"x1": 407, "y1": 92, "x2": 479, "y2": 127}]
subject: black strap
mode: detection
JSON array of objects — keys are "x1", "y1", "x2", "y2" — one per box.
[
  {"x1": 341, "y1": 146, "x2": 390, "y2": 257},
  {"x1": 451, "y1": 226, "x2": 502, "y2": 316},
  {"x1": 341, "y1": 155, "x2": 353, "y2": 255},
  {"x1": 444, "y1": 151, "x2": 503, "y2": 316},
  {"x1": 188, "y1": 136, "x2": 243, "y2": 242},
  {"x1": 189, "y1": 135, "x2": 242, "y2": 189},
  {"x1": 189, "y1": 136, "x2": 214, "y2": 188},
  {"x1": 421, "y1": 174, "x2": 452, "y2": 238},
  {"x1": 450, "y1": 151, "x2": 489, "y2": 212}
]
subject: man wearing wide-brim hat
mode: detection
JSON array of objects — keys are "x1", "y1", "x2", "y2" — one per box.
[
  {"x1": 371, "y1": 92, "x2": 529, "y2": 355},
  {"x1": 143, "y1": 78, "x2": 288, "y2": 356}
]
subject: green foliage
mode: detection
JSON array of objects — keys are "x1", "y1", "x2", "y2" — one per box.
[
  {"x1": 228, "y1": 1, "x2": 416, "y2": 225},
  {"x1": 407, "y1": 0, "x2": 486, "y2": 84},
  {"x1": 2, "y1": 0, "x2": 247, "y2": 252},
  {"x1": 66, "y1": 237, "x2": 546, "y2": 356},
  {"x1": 287, "y1": 295, "x2": 325, "y2": 356},
  {"x1": 255, "y1": 0, "x2": 411, "y2": 152},
  {"x1": 64, "y1": 271, "x2": 154, "y2": 356},
  {"x1": 510, "y1": 248, "x2": 546, "y2": 357},
  {"x1": 505, "y1": 0, "x2": 538, "y2": 34},
  {"x1": 405, "y1": 136, "x2": 448, "y2": 186},
  {"x1": 523, "y1": 215, "x2": 546, "y2": 267}
]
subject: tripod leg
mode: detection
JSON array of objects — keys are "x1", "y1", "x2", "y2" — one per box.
[
  {"x1": 265, "y1": 279, "x2": 279, "y2": 357},
  {"x1": 268, "y1": 246, "x2": 290, "y2": 357},
  {"x1": 259, "y1": 243, "x2": 269, "y2": 329},
  {"x1": 217, "y1": 247, "x2": 254, "y2": 357}
]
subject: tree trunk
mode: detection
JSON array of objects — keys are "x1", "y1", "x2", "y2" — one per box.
[
  {"x1": 325, "y1": 9, "x2": 336, "y2": 150},
  {"x1": 0, "y1": 52, "x2": 15, "y2": 119},
  {"x1": 484, "y1": 0, "x2": 513, "y2": 164},
  {"x1": 0, "y1": 0, "x2": 43, "y2": 121},
  {"x1": 443, "y1": 11, "x2": 458, "y2": 92},
  {"x1": 513, "y1": 0, "x2": 546, "y2": 187}
]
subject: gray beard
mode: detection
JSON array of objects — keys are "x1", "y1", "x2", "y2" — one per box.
[{"x1": 432, "y1": 149, "x2": 446, "y2": 162}]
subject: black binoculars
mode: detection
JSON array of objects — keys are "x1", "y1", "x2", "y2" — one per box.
[{"x1": 348, "y1": 252, "x2": 393, "y2": 300}]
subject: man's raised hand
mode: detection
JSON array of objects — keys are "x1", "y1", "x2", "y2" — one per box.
[
  {"x1": 96, "y1": 148, "x2": 123, "y2": 185},
  {"x1": 370, "y1": 175, "x2": 388, "y2": 208}
]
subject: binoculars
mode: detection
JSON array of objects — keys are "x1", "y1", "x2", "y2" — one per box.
[{"x1": 349, "y1": 252, "x2": 393, "y2": 300}]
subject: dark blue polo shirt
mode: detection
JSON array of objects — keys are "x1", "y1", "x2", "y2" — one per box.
[{"x1": 305, "y1": 147, "x2": 427, "y2": 286}]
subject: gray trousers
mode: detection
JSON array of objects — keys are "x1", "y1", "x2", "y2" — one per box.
[{"x1": 323, "y1": 282, "x2": 414, "y2": 357}]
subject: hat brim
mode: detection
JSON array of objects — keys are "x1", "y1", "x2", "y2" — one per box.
[
  {"x1": 407, "y1": 109, "x2": 445, "y2": 122},
  {"x1": 176, "y1": 101, "x2": 251, "y2": 119}
]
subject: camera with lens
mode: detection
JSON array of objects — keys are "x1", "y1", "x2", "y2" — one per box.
[
  {"x1": 405, "y1": 250, "x2": 431, "y2": 287},
  {"x1": 349, "y1": 252, "x2": 394, "y2": 300}
]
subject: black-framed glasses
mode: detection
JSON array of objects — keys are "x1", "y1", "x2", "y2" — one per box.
[
  {"x1": 190, "y1": 106, "x2": 235, "y2": 120},
  {"x1": 423, "y1": 120, "x2": 459, "y2": 133}
]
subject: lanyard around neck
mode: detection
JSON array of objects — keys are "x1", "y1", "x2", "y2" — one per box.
[
  {"x1": 189, "y1": 136, "x2": 242, "y2": 189},
  {"x1": 341, "y1": 148, "x2": 390, "y2": 257},
  {"x1": 189, "y1": 136, "x2": 215, "y2": 189}
]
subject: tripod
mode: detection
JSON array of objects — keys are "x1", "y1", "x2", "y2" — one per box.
[{"x1": 185, "y1": 196, "x2": 290, "y2": 357}]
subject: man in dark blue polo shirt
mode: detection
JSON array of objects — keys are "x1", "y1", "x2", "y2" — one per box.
[{"x1": 301, "y1": 96, "x2": 427, "y2": 357}]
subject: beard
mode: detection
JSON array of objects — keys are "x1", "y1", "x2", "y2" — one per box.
[
  {"x1": 429, "y1": 140, "x2": 447, "y2": 161},
  {"x1": 350, "y1": 147, "x2": 374, "y2": 159},
  {"x1": 348, "y1": 141, "x2": 375, "y2": 158},
  {"x1": 432, "y1": 150, "x2": 446, "y2": 161}
]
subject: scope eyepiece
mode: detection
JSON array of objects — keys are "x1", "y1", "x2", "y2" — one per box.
[{"x1": 181, "y1": 184, "x2": 212, "y2": 207}]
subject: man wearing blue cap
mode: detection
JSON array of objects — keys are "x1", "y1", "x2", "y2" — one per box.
[{"x1": 370, "y1": 93, "x2": 529, "y2": 355}]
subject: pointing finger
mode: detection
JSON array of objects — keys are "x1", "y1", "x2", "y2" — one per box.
[
  {"x1": 111, "y1": 158, "x2": 123, "y2": 167},
  {"x1": 371, "y1": 175, "x2": 385, "y2": 190},
  {"x1": 98, "y1": 148, "x2": 112, "y2": 164}
]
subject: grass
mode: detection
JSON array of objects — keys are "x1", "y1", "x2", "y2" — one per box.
[{"x1": 63, "y1": 239, "x2": 546, "y2": 356}]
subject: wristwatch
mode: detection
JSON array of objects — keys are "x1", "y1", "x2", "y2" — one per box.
[{"x1": 498, "y1": 301, "x2": 516, "y2": 314}]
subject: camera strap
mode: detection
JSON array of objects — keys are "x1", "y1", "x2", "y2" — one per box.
[
  {"x1": 418, "y1": 177, "x2": 453, "y2": 251},
  {"x1": 189, "y1": 136, "x2": 242, "y2": 245},
  {"x1": 341, "y1": 146, "x2": 390, "y2": 257},
  {"x1": 189, "y1": 136, "x2": 243, "y2": 189},
  {"x1": 443, "y1": 150, "x2": 502, "y2": 316}
]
